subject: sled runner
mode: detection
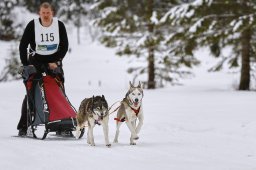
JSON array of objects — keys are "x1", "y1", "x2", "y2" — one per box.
[{"x1": 20, "y1": 65, "x2": 84, "y2": 139}]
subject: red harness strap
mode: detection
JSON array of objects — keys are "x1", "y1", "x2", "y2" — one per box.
[
  {"x1": 114, "y1": 107, "x2": 140, "y2": 122},
  {"x1": 114, "y1": 117, "x2": 126, "y2": 122},
  {"x1": 130, "y1": 106, "x2": 140, "y2": 116}
]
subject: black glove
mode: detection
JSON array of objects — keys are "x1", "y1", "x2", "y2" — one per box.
[{"x1": 19, "y1": 65, "x2": 37, "y2": 81}]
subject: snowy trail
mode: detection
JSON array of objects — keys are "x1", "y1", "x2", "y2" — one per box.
[{"x1": 0, "y1": 42, "x2": 256, "y2": 170}]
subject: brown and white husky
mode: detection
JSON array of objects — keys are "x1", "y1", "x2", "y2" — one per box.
[{"x1": 113, "y1": 82, "x2": 144, "y2": 145}]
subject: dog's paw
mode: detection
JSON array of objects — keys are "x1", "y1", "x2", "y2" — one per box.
[
  {"x1": 87, "y1": 141, "x2": 95, "y2": 146},
  {"x1": 106, "y1": 144, "x2": 111, "y2": 147},
  {"x1": 113, "y1": 139, "x2": 118, "y2": 143},
  {"x1": 75, "y1": 130, "x2": 81, "y2": 139},
  {"x1": 130, "y1": 142, "x2": 136, "y2": 145},
  {"x1": 75, "y1": 134, "x2": 80, "y2": 140}
]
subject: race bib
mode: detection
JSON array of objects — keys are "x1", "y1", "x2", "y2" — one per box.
[{"x1": 34, "y1": 17, "x2": 60, "y2": 55}]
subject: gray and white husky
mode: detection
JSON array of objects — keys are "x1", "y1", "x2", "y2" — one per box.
[
  {"x1": 76, "y1": 95, "x2": 111, "y2": 147},
  {"x1": 114, "y1": 81, "x2": 144, "y2": 145}
]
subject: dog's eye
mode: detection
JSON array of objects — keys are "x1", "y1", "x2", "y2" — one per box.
[
  {"x1": 132, "y1": 93, "x2": 135, "y2": 95},
  {"x1": 138, "y1": 93, "x2": 141, "y2": 95}
]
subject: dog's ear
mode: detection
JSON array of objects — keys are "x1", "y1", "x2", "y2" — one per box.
[
  {"x1": 125, "y1": 92, "x2": 129, "y2": 98},
  {"x1": 137, "y1": 81, "x2": 142, "y2": 88},
  {"x1": 91, "y1": 96, "x2": 95, "y2": 110},
  {"x1": 129, "y1": 81, "x2": 134, "y2": 88},
  {"x1": 102, "y1": 95, "x2": 105, "y2": 99}
]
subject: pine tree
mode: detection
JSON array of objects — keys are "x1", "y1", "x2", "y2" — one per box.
[
  {"x1": 0, "y1": 43, "x2": 22, "y2": 82},
  {"x1": 0, "y1": 0, "x2": 19, "y2": 40},
  {"x1": 57, "y1": 0, "x2": 89, "y2": 44},
  {"x1": 162, "y1": 0, "x2": 256, "y2": 90},
  {"x1": 90, "y1": 0, "x2": 198, "y2": 89},
  {"x1": 23, "y1": 0, "x2": 59, "y2": 13},
  {"x1": 0, "y1": 1, "x2": 33, "y2": 82}
]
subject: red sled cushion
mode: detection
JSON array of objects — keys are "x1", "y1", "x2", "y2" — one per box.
[{"x1": 43, "y1": 76, "x2": 76, "y2": 122}]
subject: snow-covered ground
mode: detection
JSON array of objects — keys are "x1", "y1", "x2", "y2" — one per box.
[{"x1": 0, "y1": 30, "x2": 256, "y2": 170}]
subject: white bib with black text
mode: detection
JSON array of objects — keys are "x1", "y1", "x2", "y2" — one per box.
[{"x1": 34, "y1": 18, "x2": 59, "y2": 55}]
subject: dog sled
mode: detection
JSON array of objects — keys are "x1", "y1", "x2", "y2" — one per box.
[{"x1": 19, "y1": 65, "x2": 84, "y2": 139}]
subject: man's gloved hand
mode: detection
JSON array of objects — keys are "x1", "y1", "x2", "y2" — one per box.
[{"x1": 19, "y1": 65, "x2": 36, "y2": 81}]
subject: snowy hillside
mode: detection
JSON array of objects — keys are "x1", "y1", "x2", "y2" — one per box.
[{"x1": 0, "y1": 31, "x2": 256, "y2": 170}]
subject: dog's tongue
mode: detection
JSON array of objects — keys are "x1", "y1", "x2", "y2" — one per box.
[{"x1": 134, "y1": 102, "x2": 138, "y2": 107}]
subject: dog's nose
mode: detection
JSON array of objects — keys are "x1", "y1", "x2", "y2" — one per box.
[
  {"x1": 135, "y1": 98, "x2": 138, "y2": 102},
  {"x1": 100, "y1": 113, "x2": 104, "y2": 120}
]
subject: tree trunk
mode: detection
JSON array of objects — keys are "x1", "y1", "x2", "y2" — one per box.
[
  {"x1": 77, "y1": 26, "x2": 80, "y2": 45},
  {"x1": 239, "y1": 29, "x2": 251, "y2": 90},
  {"x1": 77, "y1": 14, "x2": 81, "y2": 45},
  {"x1": 147, "y1": 0, "x2": 155, "y2": 89},
  {"x1": 148, "y1": 45, "x2": 155, "y2": 89}
]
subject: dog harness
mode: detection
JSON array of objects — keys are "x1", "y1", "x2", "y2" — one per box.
[
  {"x1": 114, "y1": 99, "x2": 140, "y2": 122},
  {"x1": 94, "y1": 120, "x2": 101, "y2": 125},
  {"x1": 125, "y1": 97, "x2": 141, "y2": 116},
  {"x1": 130, "y1": 106, "x2": 140, "y2": 115},
  {"x1": 114, "y1": 107, "x2": 140, "y2": 122},
  {"x1": 114, "y1": 117, "x2": 126, "y2": 122}
]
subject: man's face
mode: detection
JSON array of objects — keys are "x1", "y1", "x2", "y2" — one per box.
[{"x1": 39, "y1": 7, "x2": 53, "y2": 23}]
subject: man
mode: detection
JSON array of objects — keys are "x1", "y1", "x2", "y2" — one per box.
[{"x1": 17, "y1": 2, "x2": 69, "y2": 136}]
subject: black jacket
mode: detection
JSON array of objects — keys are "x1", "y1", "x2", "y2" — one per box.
[{"x1": 19, "y1": 18, "x2": 69, "y2": 67}]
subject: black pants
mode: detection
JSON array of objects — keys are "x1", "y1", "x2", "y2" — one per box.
[
  {"x1": 17, "y1": 73, "x2": 42, "y2": 131},
  {"x1": 17, "y1": 95, "x2": 28, "y2": 130}
]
